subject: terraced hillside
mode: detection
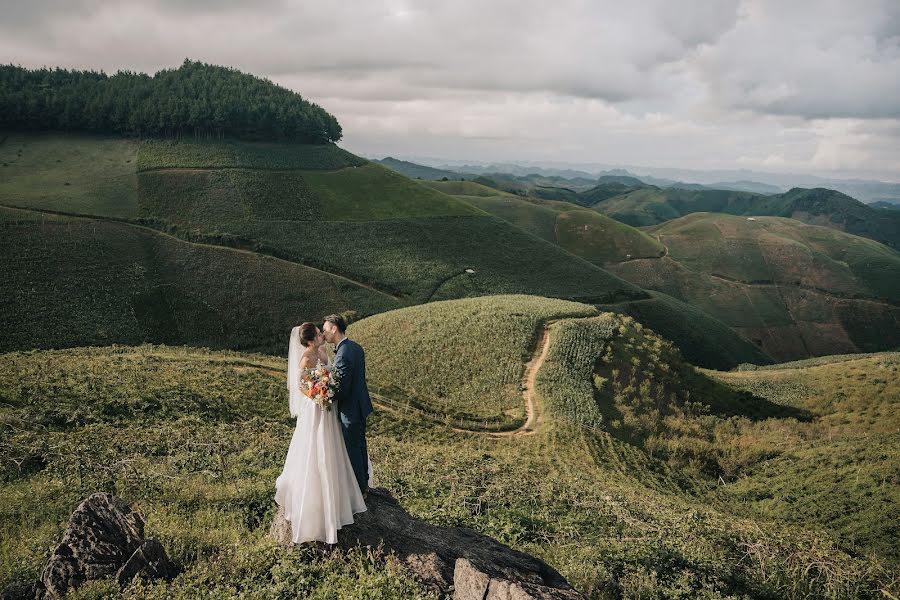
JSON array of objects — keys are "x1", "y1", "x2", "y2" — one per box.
[
  {"x1": 1, "y1": 133, "x2": 776, "y2": 369},
  {"x1": 591, "y1": 184, "x2": 900, "y2": 249},
  {"x1": 4, "y1": 297, "x2": 895, "y2": 598},
  {"x1": 607, "y1": 213, "x2": 900, "y2": 361}
]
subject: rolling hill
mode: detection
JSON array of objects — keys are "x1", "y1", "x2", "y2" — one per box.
[
  {"x1": 424, "y1": 180, "x2": 665, "y2": 263},
  {"x1": 0, "y1": 206, "x2": 400, "y2": 354},
  {"x1": 607, "y1": 213, "x2": 900, "y2": 361},
  {"x1": 591, "y1": 185, "x2": 900, "y2": 250},
  {"x1": 374, "y1": 156, "x2": 463, "y2": 180},
  {"x1": 3, "y1": 297, "x2": 895, "y2": 598},
  {"x1": 1, "y1": 132, "x2": 775, "y2": 368}
]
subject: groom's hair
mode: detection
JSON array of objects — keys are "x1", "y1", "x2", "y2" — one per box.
[{"x1": 323, "y1": 314, "x2": 347, "y2": 334}]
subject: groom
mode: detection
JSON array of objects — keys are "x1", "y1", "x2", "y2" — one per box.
[{"x1": 322, "y1": 314, "x2": 373, "y2": 496}]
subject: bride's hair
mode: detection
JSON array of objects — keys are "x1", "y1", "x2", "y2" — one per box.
[{"x1": 298, "y1": 322, "x2": 318, "y2": 347}]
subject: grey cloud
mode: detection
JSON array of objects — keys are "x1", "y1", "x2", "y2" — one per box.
[
  {"x1": 0, "y1": 0, "x2": 897, "y2": 179},
  {"x1": 698, "y1": 0, "x2": 900, "y2": 119}
]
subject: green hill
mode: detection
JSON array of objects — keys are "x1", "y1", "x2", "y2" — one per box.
[
  {"x1": 704, "y1": 353, "x2": 900, "y2": 563},
  {"x1": 0, "y1": 284, "x2": 888, "y2": 598},
  {"x1": 456, "y1": 193, "x2": 665, "y2": 265},
  {"x1": 354, "y1": 297, "x2": 896, "y2": 567},
  {"x1": 608, "y1": 213, "x2": 900, "y2": 361},
  {"x1": 350, "y1": 295, "x2": 598, "y2": 430},
  {"x1": 375, "y1": 156, "x2": 462, "y2": 180},
  {"x1": 1, "y1": 132, "x2": 779, "y2": 369},
  {"x1": 421, "y1": 179, "x2": 517, "y2": 198},
  {"x1": 427, "y1": 187, "x2": 771, "y2": 369},
  {"x1": 3, "y1": 299, "x2": 895, "y2": 597},
  {"x1": 591, "y1": 185, "x2": 900, "y2": 250},
  {"x1": 0, "y1": 206, "x2": 400, "y2": 354}
]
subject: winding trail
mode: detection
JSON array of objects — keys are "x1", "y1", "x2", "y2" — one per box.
[{"x1": 373, "y1": 322, "x2": 556, "y2": 438}]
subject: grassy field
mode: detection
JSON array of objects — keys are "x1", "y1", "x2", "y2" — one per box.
[
  {"x1": 300, "y1": 163, "x2": 482, "y2": 221},
  {"x1": 355, "y1": 297, "x2": 895, "y2": 570},
  {"x1": 460, "y1": 194, "x2": 560, "y2": 242},
  {"x1": 130, "y1": 136, "x2": 647, "y2": 304},
  {"x1": 2, "y1": 302, "x2": 896, "y2": 598},
  {"x1": 651, "y1": 213, "x2": 900, "y2": 300},
  {"x1": 0, "y1": 132, "x2": 139, "y2": 217},
  {"x1": 0, "y1": 346, "x2": 431, "y2": 599},
  {"x1": 704, "y1": 354, "x2": 900, "y2": 563},
  {"x1": 598, "y1": 291, "x2": 773, "y2": 370},
  {"x1": 421, "y1": 179, "x2": 517, "y2": 197},
  {"x1": 348, "y1": 295, "x2": 598, "y2": 429},
  {"x1": 0, "y1": 207, "x2": 400, "y2": 354},
  {"x1": 608, "y1": 213, "x2": 900, "y2": 361}
]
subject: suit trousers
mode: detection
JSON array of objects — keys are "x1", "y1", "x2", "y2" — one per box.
[{"x1": 340, "y1": 418, "x2": 369, "y2": 493}]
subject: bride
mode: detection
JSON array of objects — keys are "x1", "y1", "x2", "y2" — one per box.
[{"x1": 274, "y1": 322, "x2": 368, "y2": 544}]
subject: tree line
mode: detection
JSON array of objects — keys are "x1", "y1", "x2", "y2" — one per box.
[{"x1": 0, "y1": 59, "x2": 342, "y2": 143}]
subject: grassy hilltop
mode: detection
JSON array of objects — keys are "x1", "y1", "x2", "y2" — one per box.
[
  {"x1": 607, "y1": 213, "x2": 900, "y2": 361},
  {"x1": 0, "y1": 132, "x2": 773, "y2": 368},
  {"x1": 2, "y1": 296, "x2": 896, "y2": 598}
]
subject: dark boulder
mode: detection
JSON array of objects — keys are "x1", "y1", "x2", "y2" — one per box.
[
  {"x1": 1, "y1": 493, "x2": 177, "y2": 599},
  {"x1": 270, "y1": 487, "x2": 585, "y2": 599}
]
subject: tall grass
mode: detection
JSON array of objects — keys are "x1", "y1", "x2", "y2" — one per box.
[{"x1": 2, "y1": 343, "x2": 896, "y2": 598}]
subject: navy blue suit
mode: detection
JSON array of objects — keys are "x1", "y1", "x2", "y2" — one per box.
[{"x1": 332, "y1": 338, "x2": 373, "y2": 492}]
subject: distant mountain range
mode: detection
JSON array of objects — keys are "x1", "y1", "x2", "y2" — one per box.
[
  {"x1": 377, "y1": 157, "x2": 900, "y2": 251},
  {"x1": 375, "y1": 155, "x2": 900, "y2": 205}
]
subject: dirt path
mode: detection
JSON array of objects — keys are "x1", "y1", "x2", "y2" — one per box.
[
  {"x1": 656, "y1": 234, "x2": 669, "y2": 257},
  {"x1": 451, "y1": 323, "x2": 552, "y2": 438},
  {"x1": 515, "y1": 326, "x2": 551, "y2": 435}
]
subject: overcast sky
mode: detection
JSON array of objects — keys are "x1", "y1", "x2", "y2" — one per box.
[{"x1": 2, "y1": 0, "x2": 899, "y2": 180}]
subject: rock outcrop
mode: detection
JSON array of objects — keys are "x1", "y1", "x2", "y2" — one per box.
[
  {"x1": 1, "y1": 493, "x2": 178, "y2": 599},
  {"x1": 270, "y1": 487, "x2": 585, "y2": 599}
]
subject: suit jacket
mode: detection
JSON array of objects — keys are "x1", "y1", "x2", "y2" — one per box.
[{"x1": 332, "y1": 338, "x2": 374, "y2": 424}]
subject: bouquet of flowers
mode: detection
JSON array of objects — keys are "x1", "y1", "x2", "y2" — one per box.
[{"x1": 302, "y1": 361, "x2": 339, "y2": 411}]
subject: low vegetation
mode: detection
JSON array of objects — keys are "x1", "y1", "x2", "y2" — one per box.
[
  {"x1": 0, "y1": 133, "x2": 139, "y2": 217},
  {"x1": 349, "y1": 295, "x2": 598, "y2": 429},
  {"x1": 0, "y1": 207, "x2": 399, "y2": 354},
  {"x1": 2, "y1": 299, "x2": 896, "y2": 598},
  {"x1": 454, "y1": 193, "x2": 665, "y2": 264}
]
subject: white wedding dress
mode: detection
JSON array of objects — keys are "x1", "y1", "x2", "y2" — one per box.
[{"x1": 274, "y1": 329, "x2": 370, "y2": 544}]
